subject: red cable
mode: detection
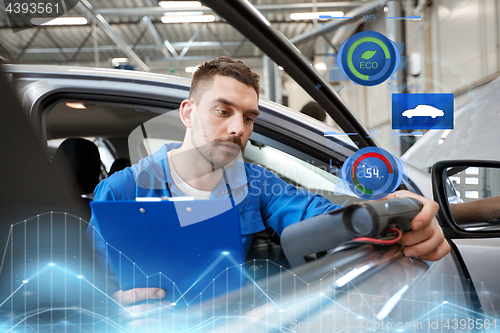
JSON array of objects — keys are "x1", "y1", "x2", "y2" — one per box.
[{"x1": 352, "y1": 228, "x2": 402, "y2": 245}]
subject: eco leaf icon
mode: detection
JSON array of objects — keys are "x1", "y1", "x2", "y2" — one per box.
[{"x1": 360, "y1": 50, "x2": 377, "y2": 60}]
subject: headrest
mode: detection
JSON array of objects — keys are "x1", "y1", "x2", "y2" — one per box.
[
  {"x1": 53, "y1": 138, "x2": 101, "y2": 194},
  {"x1": 109, "y1": 158, "x2": 131, "y2": 176}
]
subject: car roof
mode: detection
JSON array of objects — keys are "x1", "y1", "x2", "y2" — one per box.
[
  {"x1": 5, "y1": 64, "x2": 357, "y2": 150},
  {"x1": 5, "y1": 64, "x2": 191, "y2": 86}
]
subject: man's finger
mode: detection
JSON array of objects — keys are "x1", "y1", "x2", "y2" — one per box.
[
  {"x1": 386, "y1": 190, "x2": 439, "y2": 231},
  {"x1": 417, "y1": 240, "x2": 450, "y2": 261},
  {"x1": 410, "y1": 200, "x2": 439, "y2": 231},
  {"x1": 400, "y1": 219, "x2": 436, "y2": 246},
  {"x1": 402, "y1": 225, "x2": 445, "y2": 258},
  {"x1": 114, "y1": 288, "x2": 166, "y2": 305}
]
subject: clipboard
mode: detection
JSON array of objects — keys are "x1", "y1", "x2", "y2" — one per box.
[{"x1": 90, "y1": 198, "x2": 245, "y2": 306}]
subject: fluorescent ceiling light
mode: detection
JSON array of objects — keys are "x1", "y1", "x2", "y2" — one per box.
[
  {"x1": 112, "y1": 57, "x2": 129, "y2": 66},
  {"x1": 66, "y1": 102, "x2": 87, "y2": 109},
  {"x1": 290, "y1": 11, "x2": 344, "y2": 20},
  {"x1": 163, "y1": 11, "x2": 203, "y2": 16},
  {"x1": 314, "y1": 63, "x2": 327, "y2": 70},
  {"x1": 159, "y1": 1, "x2": 201, "y2": 8},
  {"x1": 161, "y1": 14, "x2": 215, "y2": 23},
  {"x1": 31, "y1": 17, "x2": 87, "y2": 26},
  {"x1": 185, "y1": 66, "x2": 198, "y2": 73}
]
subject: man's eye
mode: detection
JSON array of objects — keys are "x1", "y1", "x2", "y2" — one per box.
[
  {"x1": 216, "y1": 109, "x2": 228, "y2": 115},
  {"x1": 244, "y1": 117, "x2": 255, "y2": 123}
]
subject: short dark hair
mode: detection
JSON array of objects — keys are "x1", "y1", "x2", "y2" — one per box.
[{"x1": 189, "y1": 56, "x2": 260, "y2": 103}]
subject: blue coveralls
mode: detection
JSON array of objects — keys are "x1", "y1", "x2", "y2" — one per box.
[{"x1": 87, "y1": 143, "x2": 340, "y2": 274}]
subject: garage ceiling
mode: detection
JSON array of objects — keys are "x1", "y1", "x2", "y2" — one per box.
[{"x1": 0, "y1": 0, "x2": 368, "y2": 73}]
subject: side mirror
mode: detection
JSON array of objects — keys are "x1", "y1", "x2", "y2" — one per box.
[{"x1": 432, "y1": 160, "x2": 500, "y2": 238}]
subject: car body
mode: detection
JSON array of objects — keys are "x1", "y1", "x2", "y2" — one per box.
[
  {"x1": 1, "y1": 0, "x2": 499, "y2": 332},
  {"x1": 402, "y1": 105, "x2": 444, "y2": 118}
]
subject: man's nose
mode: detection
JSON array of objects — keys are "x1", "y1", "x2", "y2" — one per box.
[{"x1": 228, "y1": 116, "x2": 245, "y2": 137}]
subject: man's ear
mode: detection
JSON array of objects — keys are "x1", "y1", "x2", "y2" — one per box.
[{"x1": 179, "y1": 99, "x2": 195, "y2": 128}]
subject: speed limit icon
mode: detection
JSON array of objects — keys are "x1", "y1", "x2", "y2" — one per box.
[{"x1": 341, "y1": 147, "x2": 403, "y2": 200}]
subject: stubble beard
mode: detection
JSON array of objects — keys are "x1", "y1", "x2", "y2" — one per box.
[{"x1": 191, "y1": 130, "x2": 244, "y2": 171}]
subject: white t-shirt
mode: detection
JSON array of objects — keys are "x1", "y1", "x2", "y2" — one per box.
[{"x1": 167, "y1": 150, "x2": 212, "y2": 200}]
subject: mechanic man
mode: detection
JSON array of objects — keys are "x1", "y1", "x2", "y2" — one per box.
[{"x1": 88, "y1": 56, "x2": 450, "y2": 310}]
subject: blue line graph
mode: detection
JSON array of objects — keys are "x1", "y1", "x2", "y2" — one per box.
[
  {"x1": 324, "y1": 132, "x2": 357, "y2": 136},
  {"x1": 387, "y1": 15, "x2": 422, "y2": 20},
  {"x1": 0, "y1": 211, "x2": 495, "y2": 333},
  {"x1": 319, "y1": 15, "x2": 353, "y2": 19}
]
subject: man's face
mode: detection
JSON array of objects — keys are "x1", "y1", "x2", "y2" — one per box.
[{"x1": 190, "y1": 75, "x2": 260, "y2": 169}]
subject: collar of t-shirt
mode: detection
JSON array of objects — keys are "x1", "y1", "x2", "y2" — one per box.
[{"x1": 167, "y1": 150, "x2": 213, "y2": 200}]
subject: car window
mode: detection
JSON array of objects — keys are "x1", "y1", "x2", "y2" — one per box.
[
  {"x1": 126, "y1": 104, "x2": 359, "y2": 205},
  {"x1": 242, "y1": 141, "x2": 357, "y2": 204},
  {"x1": 43, "y1": 98, "x2": 353, "y2": 195},
  {"x1": 141, "y1": 135, "x2": 356, "y2": 203}
]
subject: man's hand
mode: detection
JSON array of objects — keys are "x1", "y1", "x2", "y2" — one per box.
[
  {"x1": 385, "y1": 190, "x2": 450, "y2": 261},
  {"x1": 113, "y1": 288, "x2": 171, "y2": 318}
]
